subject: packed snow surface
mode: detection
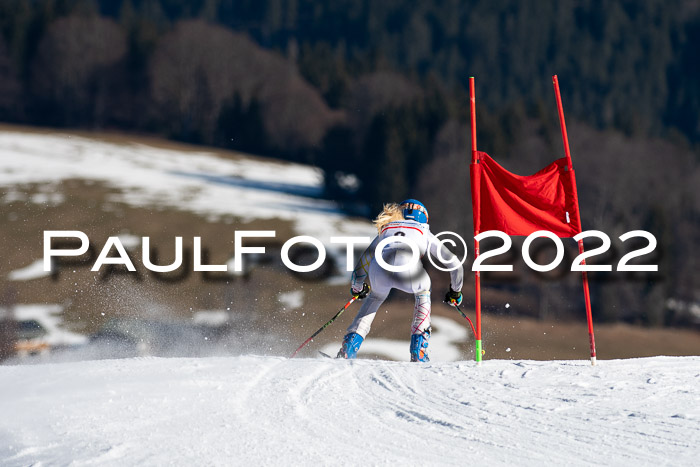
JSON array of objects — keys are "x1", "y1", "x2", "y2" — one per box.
[{"x1": 1, "y1": 356, "x2": 698, "y2": 466}]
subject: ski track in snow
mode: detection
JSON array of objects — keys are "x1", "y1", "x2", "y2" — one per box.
[{"x1": 0, "y1": 356, "x2": 698, "y2": 466}]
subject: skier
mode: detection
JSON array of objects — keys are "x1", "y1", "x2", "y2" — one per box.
[{"x1": 338, "y1": 199, "x2": 464, "y2": 362}]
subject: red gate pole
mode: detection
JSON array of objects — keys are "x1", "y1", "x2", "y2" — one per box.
[
  {"x1": 469, "y1": 77, "x2": 483, "y2": 365},
  {"x1": 552, "y1": 75, "x2": 597, "y2": 365}
]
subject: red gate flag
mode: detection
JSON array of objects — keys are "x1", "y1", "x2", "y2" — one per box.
[
  {"x1": 470, "y1": 151, "x2": 582, "y2": 237},
  {"x1": 468, "y1": 76, "x2": 596, "y2": 365}
]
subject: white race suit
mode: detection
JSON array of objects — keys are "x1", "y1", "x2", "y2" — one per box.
[{"x1": 347, "y1": 220, "x2": 464, "y2": 338}]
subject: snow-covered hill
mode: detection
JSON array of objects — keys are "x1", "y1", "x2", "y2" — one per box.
[
  {"x1": 0, "y1": 127, "x2": 377, "y2": 354},
  {"x1": 0, "y1": 129, "x2": 374, "y2": 239},
  {"x1": 1, "y1": 356, "x2": 698, "y2": 466}
]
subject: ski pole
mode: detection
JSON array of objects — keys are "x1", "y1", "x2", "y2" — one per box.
[
  {"x1": 290, "y1": 295, "x2": 359, "y2": 358},
  {"x1": 446, "y1": 300, "x2": 477, "y2": 339}
]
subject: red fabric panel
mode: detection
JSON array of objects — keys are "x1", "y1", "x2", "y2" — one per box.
[{"x1": 470, "y1": 151, "x2": 582, "y2": 238}]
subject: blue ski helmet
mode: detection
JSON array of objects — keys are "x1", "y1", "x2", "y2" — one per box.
[{"x1": 400, "y1": 199, "x2": 429, "y2": 224}]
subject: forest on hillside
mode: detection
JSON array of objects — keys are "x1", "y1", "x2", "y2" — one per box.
[{"x1": 0, "y1": 0, "x2": 698, "y2": 327}]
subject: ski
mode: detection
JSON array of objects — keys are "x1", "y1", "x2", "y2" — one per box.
[{"x1": 318, "y1": 351, "x2": 333, "y2": 359}]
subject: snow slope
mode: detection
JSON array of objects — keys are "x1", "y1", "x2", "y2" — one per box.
[
  {"x1": 1, "y1": 356, "x2": 698, "y2": 466},
  {"x1": 0, "y1": 130, "x2": 375, "y2": 241}
]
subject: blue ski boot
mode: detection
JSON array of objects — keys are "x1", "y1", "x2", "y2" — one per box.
[
  {"x1": 410, "y1": 329, "x2": 431, "y2": 362},
  {"x1": 337, "y1": 333, "x2": 364, "y2": 359}
]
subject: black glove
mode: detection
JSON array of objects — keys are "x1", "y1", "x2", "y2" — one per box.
[
  {"x1": 445, "y1": 287, "x2": 463, "y2": 306},
  {"x1": 351, "y1": 283, "x2": 371, "y2": 300}
]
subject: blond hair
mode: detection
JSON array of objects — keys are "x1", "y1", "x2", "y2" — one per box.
[{"x1": 373, "y1": 203, "x2": 404, "y2": 233}]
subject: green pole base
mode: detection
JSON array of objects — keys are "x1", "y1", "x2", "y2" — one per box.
[{"x1": 475, "y1": 339, "x2": 483, "y2": 363}]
